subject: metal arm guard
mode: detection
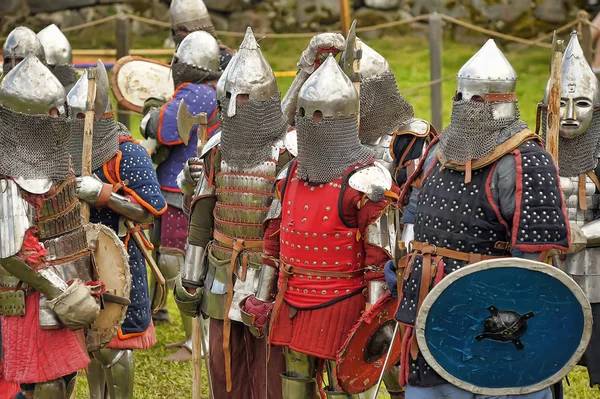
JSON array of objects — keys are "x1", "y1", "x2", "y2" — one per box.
[
  {"x1": 0, "y1": 256, "x2": 66, "y2": 299},
  {"x1": 255, "y1": 263, "x2": 279, "y2": 302},
  {"x1": 180, "y1": 244, "x2": 206, "y2": 288},
  {"x1": 106, "y1": 192, "x2": 154, "y2": 224}
]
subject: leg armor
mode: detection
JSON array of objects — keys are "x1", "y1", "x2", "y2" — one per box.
[
  {"x1": 383, "y1": 366, "x2": 404, "y2": 398},
  {"x1": 323, "y1": 360, "x2": 377, "y2": 399},
  {"x1": 152, "y1": 246, "x2": 184, "y2": 323},
  {"x1": 87, "y1": 356, "x2": 108, "y2": 399},
  {"x1": 90, "y1": 349, "x2": 134, "y2": 399},
  {"x1": 281, "y1": 348, "x2": 317, "y2": 399}
]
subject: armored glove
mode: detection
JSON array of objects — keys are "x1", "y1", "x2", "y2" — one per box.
[
  {"x1": 48, "y1": 279, "x2": 101, "y2": 331},
  {"x1": 178, "y1": 157, "x2": 204, "y2": 194},
  {"x1": 567, "y1": 222, "x2": 587, "y2": 254},
  {"x1": 298, "y1": 33, "x2": 346, "y2": 75},
  {"x1": 240, "y1": 295, "x2": 274, "y2": 338},
  {"x1": 173, "y1": 274, "x2": 203, "y2": 318},
  {"x1": 384, "y1": 260, "x2": 398, "y2": 299},
  {"x1": 76, "y1": 175, "x2": 107, "y2": 205}
]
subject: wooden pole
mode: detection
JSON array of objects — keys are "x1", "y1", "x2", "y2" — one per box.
[
  {"x1": 340, "y1": 0, "x2": 351, "y2": 36},
  {"x1": 81, "y1": 68, "x2": 97, "y2": 223},
  {"x1": 116, "y1": 12, "x2": 131, "y2": 129},
  {"x1": 579, "y1": 10, "x2": 593, "y2": 65},
  {"x1": 546, "y1": 36, "x2": 564, "y2": 162},
  {"x1": 429, "y1": 13, "x2": 443, "y2": 130},
  {"x1": 192, "y1": 317, "x2": 203, "y2": 399}
]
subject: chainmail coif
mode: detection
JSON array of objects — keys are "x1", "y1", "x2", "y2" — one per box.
[
  {"x1": 439, "y1": 99, "x2": 528, "y2": 164},
  {"x1": 47, "y1": 64, "x2": 78, "y2": 91},
  {"x1": 69, "y1": 116, "x2": 122, "y2": 176},
  {"x1": 0, "y1": 106, "x2": 71, "y2": 183},
  {"x1": 359, "y1": 70, "x2": 414, "y2": 142},
  {"x1": 172, "y1": 18, "x2": 216, "y2": 45},
  {"x1": 539, "y1": 106, "x2": 600, "y2": 177},
  {"x1": 219, "y1": 95, "x2": 287, "y2": 169},
  {"x1": 171, "y1": 61, "x2": 222, "y2": 89},
  {"x1": 296, "y1": 115, "x2": 374, "y2": 183}
]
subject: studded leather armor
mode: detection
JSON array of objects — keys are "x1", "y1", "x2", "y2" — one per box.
[
  {"x1": 555, "y1": 173, "x2": 600, "y2": 302},
  {"x1": 395, "y1": 137, "x2": 569, "y2": 387}
]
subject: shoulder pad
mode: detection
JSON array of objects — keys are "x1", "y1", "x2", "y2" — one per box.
[
  {"x1": 348, "y1": 162, "x2": 393, "y2": 203},
  {"x1": 282, "y1": 129, "x2": 298, "y2": 157},
  {"x1": 200, "y1": 131, "x2": 221, "y2": 158},
  {"x1": 14, "y1": 177, "x2": 52, "y2": 194},
  {"x1": 277, "y1": 161, "x2": 293, "y2": 180},
  {"x1": 396, "y1": 118, "x2": 431, "y2": 138}
]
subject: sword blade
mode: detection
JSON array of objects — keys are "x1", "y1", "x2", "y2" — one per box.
[{"x1": 373, "y1": 322, "x2": 400, "y2": 399}]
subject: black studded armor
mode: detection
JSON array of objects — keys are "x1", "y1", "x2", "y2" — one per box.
[{"x1": 396, "y1": 139, "x2": 569, "y2": 387}]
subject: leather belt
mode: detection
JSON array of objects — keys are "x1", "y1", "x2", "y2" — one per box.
[
  {"x1": 403, "y1": 241, "x2": 508, "y2": 360},
  {"x1": 215, "y1": 228, "x2": 265, "y2": 393},
  {"x1": 268, "y1": 261, "x2": 365, "y2": 353}
]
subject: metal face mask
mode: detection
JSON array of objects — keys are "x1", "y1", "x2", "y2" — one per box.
[{"x1": 544, "y1": 31, "x2": 600, "y2": 139}]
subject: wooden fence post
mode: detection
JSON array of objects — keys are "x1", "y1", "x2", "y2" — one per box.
[
  {"x1": 340, "y1": 0, "x2": 351, "y2": 35},
  {"x1": 579, "y1": 10, "x2": 593, "y2": 65},
  {"x1": 429, "y1": 13, "x2": 443, "y2": 130},
  {"x1": 116, "y1": 12, "x2": 131, "y2": 129}
]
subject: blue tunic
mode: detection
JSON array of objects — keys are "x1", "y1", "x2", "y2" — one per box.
[
  {"x1": 91, "y1": 139, "x2": 167, "y2": 336},
  {"x1": 156, "y1": 83, "x2": 219, "y2": 192}
]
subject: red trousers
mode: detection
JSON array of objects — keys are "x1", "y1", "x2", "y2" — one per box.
[{"x1": 209, "y1": 318, "x2": 285, "y2": 399}]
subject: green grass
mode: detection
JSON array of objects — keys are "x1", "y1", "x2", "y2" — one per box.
[{"x1": 72, "y1": 34, "x2": 600, "y2": 398}]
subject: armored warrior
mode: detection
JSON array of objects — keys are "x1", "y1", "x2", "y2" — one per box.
[
  {"x1": 37, "y1": 24, "x2": 78, "y2": 92},
  {"x1": 386, "y1": 39, "x2": 570, "y2": 399},
  {"x1": 140, "y1": 30, "x2": 221, "y2": 361},
  {"x1": 0, "y1": 54, "x2": 101, "y2": 398},
  {"x1": 239, "y1": 53, "x2": 400, "y2": 398},
  {"x1": 2, "y1": 26, "x2": 45, "y2": 76},
  {"x1": 169, "y1": 0, "x2": 233, "y2": 69},
  {"x1": 67, "y1": 71, "x2": 167, "y2": 399},
  {"x1": 538, "y1": 31, "x2": 600, "y2": 389},
  {"x1": 173, "y1": 27, "x2": 291, "y2": 399},
  {"x1": 355, "y1": 38, "x2": 437, "y2": 185}
]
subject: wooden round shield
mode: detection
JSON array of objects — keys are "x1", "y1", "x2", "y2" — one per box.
[
  {"x1": 85, "y1": 223, "x2": 131, "y2": 352},
  {"x1": 110, "y1": 55, "x2": 174, "y2": 114},
  {"x1": 336, "y1": 293, "x2": 403, "y2": 394}
]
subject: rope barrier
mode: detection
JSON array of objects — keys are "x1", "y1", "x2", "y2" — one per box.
[
  {"x1": 439, "y1": 14, "x2": 551, "y2": 48},
  {"x1": 400, "y1": 74, "x2": 456, "y2": 94}
]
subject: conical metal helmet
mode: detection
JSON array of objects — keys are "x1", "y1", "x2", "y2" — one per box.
[
  {"x1": 456, "y1": 39, "x2": 517, "y2": 101},
  {"x1": 0, "y1": 53, "x2": 66, "y2": 116},
  {"x1": 174, "y1": 30, "x2": 220, "y2": 72},
  {"x1": 217, "y1": 27, "x2": 278, "y2": 117},
  {"x1": 37, "y1": 24, "x2": 72, "y2": 66},
  {"x1": 3, "y1": 26, "x2": 45, "y2": 62},
  {"x1": 297, "y1": 53, "x2": 358, "y2": 121},
  {"x1": 543, "y1": 31, "x2": 600, "y2": 139},
  {"x1": 67, "y1": 69, "x2": 111, "y2": 117},
  {"x1": 170, "y1": 0, "x2": 215, "y2": 37},
  {"x1": 358, "y1": 39, "x2": 391, "y2": 79}
]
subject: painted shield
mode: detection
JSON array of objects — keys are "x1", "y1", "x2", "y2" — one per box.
[
  {"x1": 415, "y1": 258, "x2": 592, "y2": 395},
  {"x1": 110, "y1": 55, "x2": 174, "y2": 113},
  {"x1": 85, "y1": 223, "x2": 131, "y2": 352},
  {"x1": 336, "y1": 293, "x2": 403, "y2": 393}
]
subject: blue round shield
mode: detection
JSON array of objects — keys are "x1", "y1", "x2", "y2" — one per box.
[{"x1": 415, "y1": 258, "x2": 592, "y2": 395}]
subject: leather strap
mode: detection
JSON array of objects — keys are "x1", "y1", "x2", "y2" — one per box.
[
  {"x1": 485, "y1": 92, "x2": 516, "y2": 102},
  {"x1": 217, "y1": 230, "x2": 264, "y2": 392},
  {"x1": 579, "y1": 173, "x2": 589, "y2": 211},
  {"x1": 410, "y1": 241, "x2": 507, "y2": 262},
  {"x1": 437, "y1": 128, "x2": 540, "y2": 172},
  {"x1": 213, "y1": 230, "x2": 264, "y2": 249}
]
